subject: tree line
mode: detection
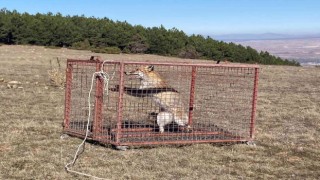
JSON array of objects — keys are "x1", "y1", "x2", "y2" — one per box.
[{"x1": 0, "y1": 9, "x2": 299, "y2": 66}]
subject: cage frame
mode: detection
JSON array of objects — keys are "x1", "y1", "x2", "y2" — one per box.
[{"x1": 63, "y1": 58, "x2": 259, "y2": 147}]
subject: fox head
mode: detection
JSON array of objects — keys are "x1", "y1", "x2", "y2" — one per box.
[
  {"x1": 125, "y1": 65, "x2": 168, "y2": 88},
  {"x1": 125, "y1": 65, "x2": 154, "y2": 79}
]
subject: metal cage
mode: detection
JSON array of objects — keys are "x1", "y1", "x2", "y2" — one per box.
[{"x1": 63, "y1": 58, "x2": 259, "y2": 147}]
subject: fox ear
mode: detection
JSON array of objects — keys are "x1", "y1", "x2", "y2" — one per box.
[{"x1": 147, "y1": 65, "x2": 154, "y2": 71}]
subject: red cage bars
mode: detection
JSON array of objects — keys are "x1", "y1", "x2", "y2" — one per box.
[{"x1": 63, "y1": 58, "x2": 259, "y2": 147}]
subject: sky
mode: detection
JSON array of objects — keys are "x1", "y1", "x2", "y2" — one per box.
[{"x1": 1, "y1": 0, "x2": 320, "y2": 36}]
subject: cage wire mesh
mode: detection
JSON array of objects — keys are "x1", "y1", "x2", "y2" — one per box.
[{"x1": 63, "y1": 59, "x2": 259, "y2": 146}]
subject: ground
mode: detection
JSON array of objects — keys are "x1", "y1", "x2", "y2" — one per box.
[{"x1": 0, "y1": 45, "x2": 319, "y2": 179}]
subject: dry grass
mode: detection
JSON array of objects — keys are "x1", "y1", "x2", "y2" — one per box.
[
  {"x1": 0, "y1": 45, "x2": 319, "y2": 179},
  {"x1": 47, "y1": 58, "x2": 65, "y2": 88}
]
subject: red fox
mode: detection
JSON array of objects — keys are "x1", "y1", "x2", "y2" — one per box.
[{"x1": 117, "y1": 65, "x2": 190, "y2": 133}]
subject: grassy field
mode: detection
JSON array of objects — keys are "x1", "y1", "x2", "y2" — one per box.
[{"x1": 0, "y1": 45, "x2": 319, "y2": 179}]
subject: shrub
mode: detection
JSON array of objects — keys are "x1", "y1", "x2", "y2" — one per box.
[
  {"x1": 48, "y1": 69, "x2": 65, "y2": 88},
  {"x1": 178, "y1": 46, "x2": 199, "y2": 59},
  {"x1": 71, "y1": 39, "x2": 91, "y2": 50}
]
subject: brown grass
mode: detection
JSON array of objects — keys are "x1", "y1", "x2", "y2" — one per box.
[
  {"x1": 0, "y1": 45, "x2": 319, "y2": 179},
  {"x1": 47, "y1": 58, "x2": 65, "y2": 88}
]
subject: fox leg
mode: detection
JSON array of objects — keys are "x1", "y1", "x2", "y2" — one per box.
[
  {"x1": 173, "y1": 114, "x2": 191, "y2": 132},
  {"x1": 157, "y1": 112, "x2": 173, "y2": 133}
]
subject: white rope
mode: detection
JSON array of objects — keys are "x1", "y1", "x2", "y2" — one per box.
[
  {"x1": 64, "y1": 61, "x2": 115, "y2": 180},
  {"x1": 99, "y1": 61, "x2": 116, "y2": 96}
]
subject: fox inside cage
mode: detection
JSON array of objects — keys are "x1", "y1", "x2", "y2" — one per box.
[{"x1": 63, "y1": 58, "x2": 259, "y2": 147}]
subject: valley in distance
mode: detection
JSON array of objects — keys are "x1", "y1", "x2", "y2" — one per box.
[{"x1": 214, "y1": 33, "x2": 320, "y2": 66}]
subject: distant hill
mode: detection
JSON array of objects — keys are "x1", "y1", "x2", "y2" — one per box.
[{"x1": 213, "y1": 33, "x2": 320, "y2": 42}]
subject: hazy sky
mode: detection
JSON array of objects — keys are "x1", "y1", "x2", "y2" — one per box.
[{"x1": 1, "y1": 0, "x2": 320, "y2": 35}]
